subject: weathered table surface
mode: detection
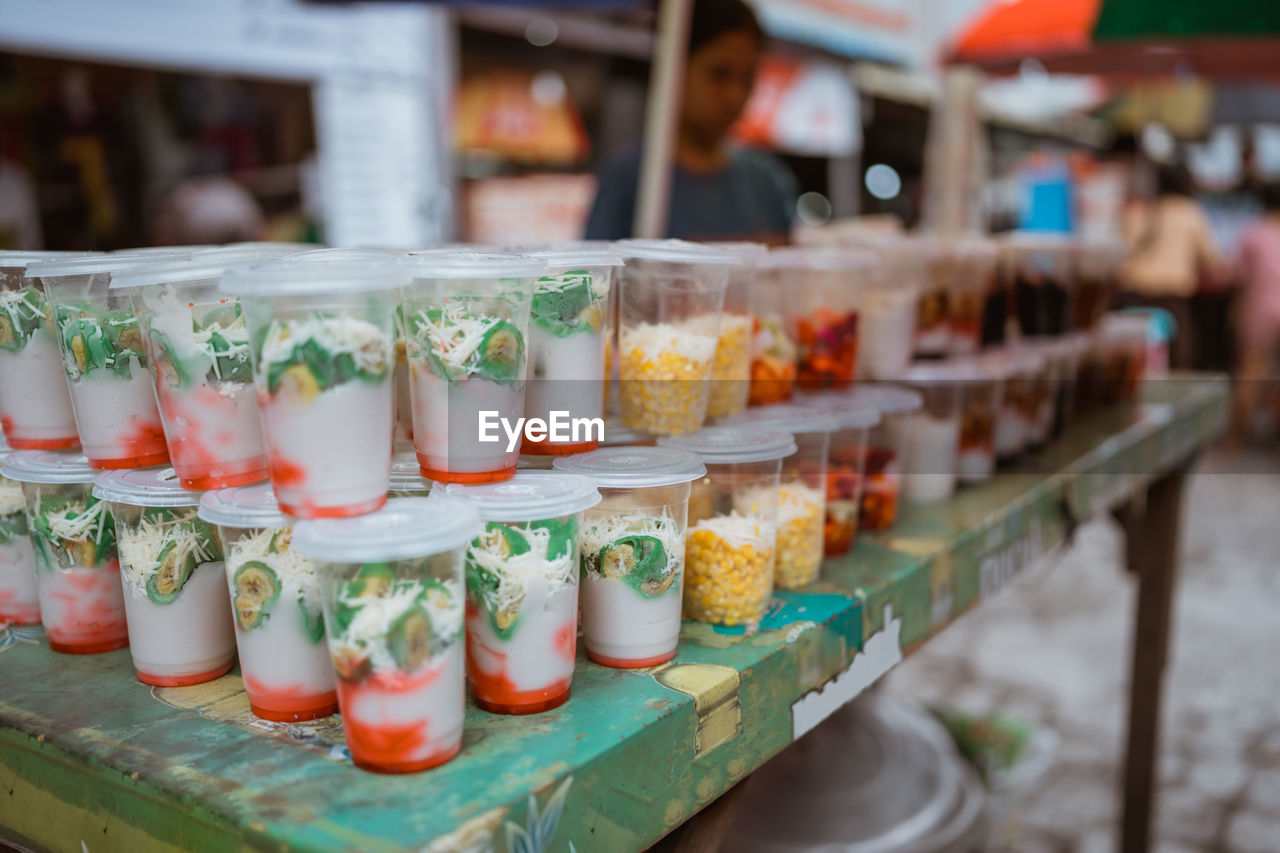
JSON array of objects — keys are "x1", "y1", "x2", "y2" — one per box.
[{"x1": 0, "y1": 375, "x2": 1228, "y2": 853}]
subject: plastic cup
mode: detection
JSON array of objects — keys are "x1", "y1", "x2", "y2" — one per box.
[
  {"x1": 1073, "y1": 239, "x2": 1124, "y2": 331},
  {"x1": 748, "y1": 255, "x2": 799, "y2": 405},
  {"x1": 109, "y1": 259, "x2": 270, "y2": 490},
  {"x1": 399, "y1": 252, "x2": 543, "y2": 483},
  {"x1": 860, "y1": 258, "x2": 919, "y2": 380},
  {"x1": 389, "y1": 449, "x2": 433, "y2": 498},
  {"x1": 849, "y1": 385, "x2": 922, "y2": 530},
  {"x1": 657, "y1": 428, "x2": 794, "y2": 625},
  {"x1": 291, "y1": 496, "x2": 482, "y2": 773},
  {"x1": 2, "y1": 450, "x2": 129, "y2": 653},
  {"x1": 947, "y1": 239, "x2": 998, "y2": 355},
  {"x1": 553, "y1": 446, "x2": 705, "y2": 667},
  {"x1": 94, "y1": 467, "x2": 235, "y2": 684},
  {"x1": 1017, "y1": 342, "x2": 1058, "y2": 450},
  {"x1": 771, "y1": 248, "x2": 871, "y2": 393},
  {"x1": 722, "y1": 406, "x2": 836, "y2": 588},
  {"x1": 221, "y1": 259, "x2": 408, "y2": 518},
  {"x1": 1098, "y1": 314, "x2": 1148, "y2": 405},
  {"x1": 1003, "y1": 232, "x2": 1076, "y2": 337},
  {"x1": 0, "y1": 251, "x2": 96, "y2": 449},
  {"x1": 446, "y1": 472, "x2": 601, "y2": 713},
  {"x1": 198, "y1": 484, "x2": 337, "y2": 721},
  {"x1": 795, "y1": 395, "x2": 881, "y2": 556},
  {"x1": 982, "y1": 348, "x2": 1044, "y2": 461},
  {"x1": 948, "y1": 360, "x2": 1003, "y2": 484},
  {"x1": 885, "y1": 366, "x2": 965, "y2": 504},
  {"x1": 0, "y1": 440, "x2": 42, "y2": 624},
  {"x1": 28, "y1": 253, "x2": 189, "y2": 467},
  {"x1": 519, "y1": 249, "x2": 620, "y2": 455},
  {"x1": 1053, "y1": 333, "x2": 1090, "y2": 435},
  {"x1": 703, "y1": 243, "x2": 766, "y2": 420},
  {"x1": 612, "y1": 240, "x2": 735, "y2": 435}
]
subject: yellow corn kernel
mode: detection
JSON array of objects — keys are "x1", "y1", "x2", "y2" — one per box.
[
  {"x1": 706, "y1": 315, "x2": 752, "y2": 419},
  {"x1": 619, "y1": 345, "x2": 713, "y2": 435},
  {"x1": 773, "y1": 483, "x2": 825, "y2": 589},
  {"x1": 683, "y1": 525, "x2": 774, "y2": 625}
]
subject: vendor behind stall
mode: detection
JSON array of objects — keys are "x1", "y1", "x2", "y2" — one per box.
[{"x1": 584, "y1": 0, "x2": 797, "y2": 244}]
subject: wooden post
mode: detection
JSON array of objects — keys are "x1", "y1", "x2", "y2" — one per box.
[
  {"x1": 1114, "y1": 465, "x2": 1188, "y2": 853},
  {"x1": 633, "y1": 0, "x2": 692, "y2": 239}
]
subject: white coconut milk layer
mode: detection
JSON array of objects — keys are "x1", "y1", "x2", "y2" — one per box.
[
  {"x1": 0, "y1": 336, "x2": 78, "y2": 442},
  {"x1": 68, "y1": 369, "x2": 165, "y2": 462},
  {"x1": 261, "y1": 379, "x2": 392, "y2": 512},
  {"x1": 467, "y1": 582, "x2": 576, "y2": 692},
  {"x1": 525, "y1": 327, "x2": 606, "y2": 431},
  {"x1": 412, "y1": 368, "x2": 521, "y2": 475},
  {"x1": 35, "y1": 560, "x2": 128, "y2": 645},
  {"x1": 122, "y1": 560, "x2": 236, "y2": 678},
  {"x1": 157, "y1": 382, "x2": 265, "y2": 479},
  {"x1": 580, "y1": 570, "x2": 682, "y2": 661},
  {"x1": 957, "y1": 447, "x2": 995, "y2": 484},
  {"x1": 0, "y1": 531, "x2": 38, "y2": 619},
  {"x1": 892, "y1": 414, "x2": 960, "y2": 503},
  {"x1": 232, "y1": 586, "x2": 335, "y2": 698}
]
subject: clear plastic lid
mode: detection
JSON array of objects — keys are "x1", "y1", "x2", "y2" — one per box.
[
  {"x1": 221, "y1": 259, "x2": 410, "y2": 295},
  {"x1": 93, "y1": 467, "x2": 202, "y2": 507},
  {"x1": 0, "y1": 250, "x2": 99, "y2": 271},
  {"x1": 401, "y1": 251, "x2": 547, "y2": 279},
  {"x1": 795, "y1": 394, "x2": 883, "y2": 429},
  {"x1": 703, "y1": 241, "x2": 769, "y2": 262},
  {"x1": 658, "y1": 427, "x2": 796, "y2": 465},
  {"x1": 198, "y1": 483, "x2": 287, "y2": 529},
  {"x1": 2, "y1": 450, "x2": 98, "y2": 484},
  {"x1": 445, "y1": 471, "x2": 601, "y2": 522},
  {"x1": 389, "y1": 452, "x2": 432, "y2": 493},
  {"x1": 522, "y1": 247, "x2": 623, "y2": 269},
  {"x1": 888, "y1": 361, "x2": 984, "y2": 385},
  {"x1": 612, "y1": 239, "x2": 739, "y2": 265},
  {"x1": 553, "y1": 446, "x2": 706, "y2": 489},
  {"x1": 725, "y1": 404, "x2": 840, "y2": 435},
  {"x1": 762, "y1": 247, "x2": 876, "y2": 271},
  {"x1": 285, "y1": 247, "x2": 402, "y2": 264},
  {"x1": 26, "y1": 252, "x2": 192, "y2": 279},
  {"x1": 851, "y1": 384, "x2": 924, "y2": 415},
  {"x1": 110, "y1": 258, "x2": 258, "y2": 289},
  {"x1": 291, "y1": 495, "x2": 482, "y2": 563},
  {"x1": 113, "y1": 245, "x2": 217, "y2": 255},
  {"x1": 191, "y1": 244, "x2": 310, "y2": 264}
]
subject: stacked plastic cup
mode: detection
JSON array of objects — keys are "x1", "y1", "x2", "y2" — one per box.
[
  {"x1": 747, "y1": 255, "x2": 799, "y2": 406},
  {"x1": 446, "y1": 472, "x2": 601, "y2": 713},
  {"x1": 554, "y1": 446, "x2": 705, "y2": 667},
  {"x1": 859, "y1": 252, "x2": 919, "y2": 380},
  {"x1": 849, "y1": 384, "x2": 923, "y2": 531},
  {"x1": 703, "y1": 242, "x2": 766, "y2": 419},
  {"x1": 3, "y1": 450, "x2": 129, "y2": 652},
  {"x1": 388, "y1": 448, "x2": 434, "y2": 498},
  {"x1": 947, "y1": 238, "x2": 999, "y2": 355},
  {"x1": 1003, "y1": 232, "x2": 1076, "y2": 337},
  {"x1": 769, "y1": 248, "x2": 872, "y2": 393},
  {"x1": 400, "y1": 252, "x2": 544, "y2": 483},
  {"x1": 292, "y1": 496, "x2": 482, "y2": 773},
  {"x1": 657, "y1": 427, "x2": 794, "y2": 625},
  {"x1": 723, "y1": 405, "x2": 837, "y2": 588},
  {"x1": 795, "y1": 394, "x2": 882, "y2": 555},
  {"x1": 520, "y1": 248, "x2": 620, "y2": 455},
  {"x1": 94, "y1": 467, "x2": 235, "y2": 685},
  {"x1": 612, "y1": 240, "x2": 735, "y2": 435},
  {"x1": 0, "y1": 438, "x2": 39, "y2": 624},
  {"x1": 27, "y1": 252, "x2": 190, "y2": 468},
  {"x1": 199, "y1": 483, "x2": 337, "y2": 721},
  {"x1": 885, "y1": 365, "x2": 967, "y2": 503},
  {"x1": 0, "y1": 250, "x2": 95, "y2": 449},
  {"x1": 222, "y1": 259, "x2": 408, "y2": 517},
  {"x1": 950, "y1": 359, "x2": 1003, "y2": 484}
]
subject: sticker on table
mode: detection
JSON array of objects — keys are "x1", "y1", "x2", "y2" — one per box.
[{"x1": 0, "y1": 622, "x2": 42, "y2": 654}]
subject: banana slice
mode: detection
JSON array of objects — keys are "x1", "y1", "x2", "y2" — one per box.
[
  {"x1": 233, "y1": 560, "x2": 281, "y2": 630},
  {"x1": 388, "y1": 606, "x2": 433, "y2": 671}
]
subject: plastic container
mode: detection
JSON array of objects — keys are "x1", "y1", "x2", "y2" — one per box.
[
  {"x1": 850, "y1": 385, "x2": 922, "y2": 530},
  {"x1": 198, "y1": 483, "x2": 337, "y2": 721},
  {"x1": 724, "y1": 406, "x2": 837, "y2": 588},
  {"x1": 859, "y1": 258, "x2": 919, "y2": 380},
  {"x1": 27, "y1": 253, "x2": 189, "y2": 467},
  {"x1": 0, "y1": 440, "x2": 42, "y2": 623},
  {"x1": 520, "y1": 249, "x2": 619, "y2": 455},
  {"x1": 553, "y1": 446, "x2": 705, "y2": 667},
  {"x1": 446, "y1": 472, "x2": 601, "y2": 713},
  {"x1": 1097, "y1": 313, "x2": 1148, "y2": 405},
  {"x1": 612, "y1": 240, "x2": 735, "y2": 435},
  {"x1": 703, "y1": 243, "x2": 765, "y2": 419},
  {"x1": 886, "y1": 366, "x2": 965, "y2": 504},
  {"x1": 0, "y1": 251, "x2": 95, "y2": 449},
  {"x1": 1017, "y1": 343, "x2": 1058, "y2": 450},
  {"x1": 2, "y1": 450, "x2": 129, "y2": 652},
  {"x1": 948, "y1": 239, "x2": 998, "y2": 355},
  {"x1": 94, "y1": 467, "x2": 234, "y2": 684},
  {"x1": 1073, "y1": 238, "x2": 1124, "y2": 331},
  {"x1": 389, "y1": 449, "x2": 433, "y2": 497},
  {"x1": 292, "y1": 496, "x2": 482, "y2": 773},
  {"x1": 400, "y1": 252, "x2": 544, "y2": 483},
  {"x1": 658, "y1": 428, "x2": 795, "y2": 625},
  {"x1": 795, "y1": 395, "x2": 882, "y2": 555},
  {"x1": 222, "y1": 259, "x2": 408, "y2": 517},
  {"x1": 747, "y1": 255, "x2": 799, "y2": 405},
  {"x1": 770, "y1": 248, "x2": 870, "y2": 392},
  {"x1": 1003, "y1": 232, "x2": 1076, "y2": 337},
  {"x1": 110, "y1": 259, "x2": 269, "y2": 490},
  {"x1": 1053, "y1": 333, "x2": 1090, "y2": 435},
  {"x1": 912, "y1": 239, "x2": 952, "y2": 359},
  {"x1": 950, "y1": 360, "x2": 1003, "y2": 484}
]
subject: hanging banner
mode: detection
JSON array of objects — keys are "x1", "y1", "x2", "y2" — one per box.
[{"x1": 732, "y1": 55, "x2": 860, "y2": 157}]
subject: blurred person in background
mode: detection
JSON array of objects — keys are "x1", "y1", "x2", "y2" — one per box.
[
  {"x1": 1231, "y1": 181, "x2": 1280, "y2": 445},
  {"x1": 1118, "y1": 163, "x2": 1225, "y2": 370},
  {"x1": 584, "y1": 0, "x2": 797, "y2": 243}
]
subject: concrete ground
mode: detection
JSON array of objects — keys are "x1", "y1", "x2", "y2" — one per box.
[{"x1": 887, "y1": 445, "x2": 1280, "y2": 852}]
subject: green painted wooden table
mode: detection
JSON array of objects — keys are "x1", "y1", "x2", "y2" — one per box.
[{"x1": 0, "y1": 375, "x2": 1228, "y2": 853}]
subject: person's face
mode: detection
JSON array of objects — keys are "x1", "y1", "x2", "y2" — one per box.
[{"x1": 681, "y1": 29, "x2": 761, "y2": 144}]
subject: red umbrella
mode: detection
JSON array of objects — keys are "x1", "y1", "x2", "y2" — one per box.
[{"x1": 949, "y1": 0, "x2": 1280, "y2": 80}]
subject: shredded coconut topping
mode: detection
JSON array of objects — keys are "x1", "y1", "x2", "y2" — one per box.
[{"x1": 620, "y1": 321, "x2": 717, "y2": 364}]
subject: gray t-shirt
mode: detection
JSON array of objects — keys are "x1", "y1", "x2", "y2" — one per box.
[{"x1": 584, "y1": 145, "x2": 797, "y2": 242}]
